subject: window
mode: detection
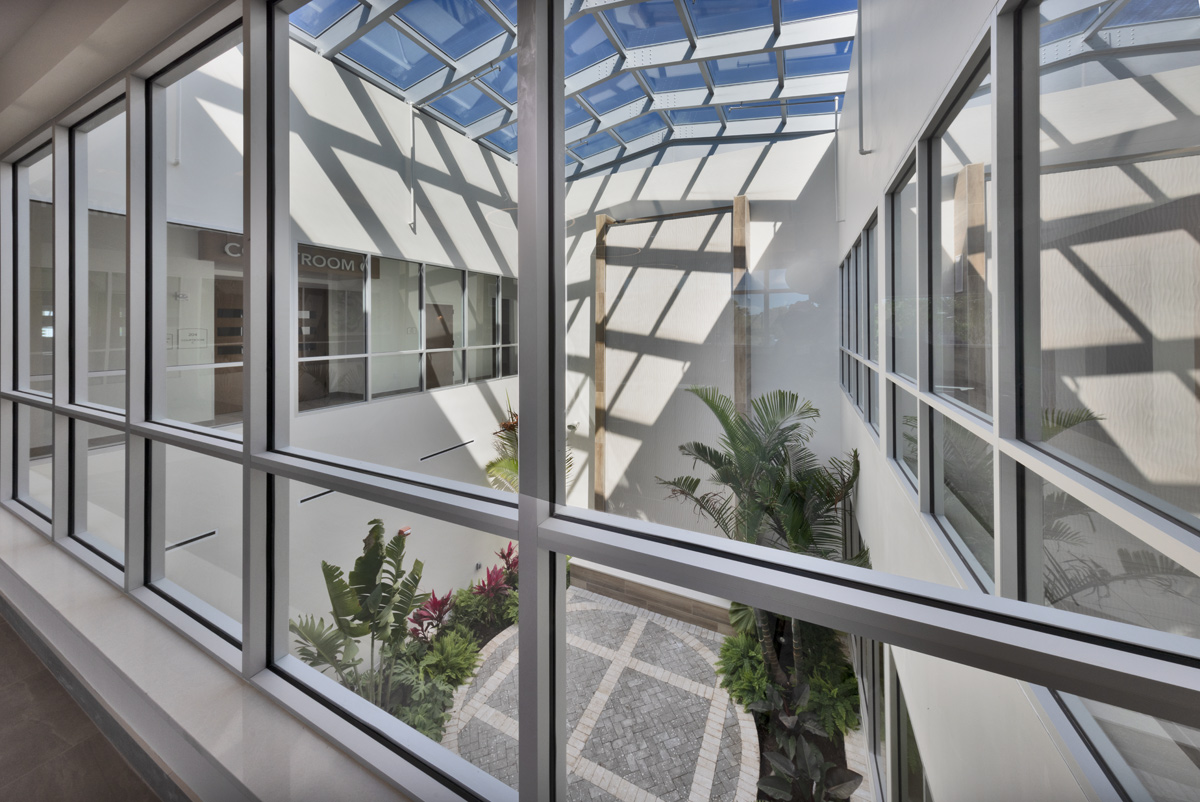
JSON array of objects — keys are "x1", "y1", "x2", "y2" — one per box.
[
  {"x1": 1031, "y1": 4, "x2": 1200, "y2": 529},
  {"x1": 933, "y1": 65, "x2": 993, "y2": 419}
]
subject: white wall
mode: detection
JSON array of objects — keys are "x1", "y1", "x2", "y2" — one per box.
[{"x1": 565, "y1": 135, "x2": 845, "y2": 531}]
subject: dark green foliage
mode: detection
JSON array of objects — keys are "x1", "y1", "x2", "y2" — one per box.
[
  {"x1": 426, "y1": 628, "x2": 482, "y2": 687},
  {"x1": 806, "y1": 661, "x2": 861, "y2": 740},
  {"x1": 716, "y1": 631, "x2": 771, "y2": 708},
  {"x1": 451, "y1": 582, "x2": 515, "y2": 645}
]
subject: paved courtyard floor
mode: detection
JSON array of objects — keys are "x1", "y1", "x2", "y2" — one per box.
[{"x1": 445, "y1": 588, "x2": 760, "y2": 801}]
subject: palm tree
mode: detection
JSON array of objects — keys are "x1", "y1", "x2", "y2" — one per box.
[{"x1": 659, "y1": 387, "x2": 865, "y2": 686}]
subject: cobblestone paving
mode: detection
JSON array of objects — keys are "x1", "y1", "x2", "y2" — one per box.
[{"x1": 446, "y1": 588, "x2": 759, "y2": 801}]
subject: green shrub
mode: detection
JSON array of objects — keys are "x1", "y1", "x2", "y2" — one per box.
[
  {"x1": 426, "y1": 628, "x2": 481, "y2": 687},
  {"x1": 716, "y1": 631, "x2": 772, "y2": 709},
  {"x1": 806, "y1": 660, "x2": 861, "y2": 740}
]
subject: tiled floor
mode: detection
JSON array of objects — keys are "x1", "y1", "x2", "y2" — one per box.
[
  {"x1": 0, "y1": 618, "x2": 159, "y2": 802},
  {"x1": 445, "y1": 588, "x2": 759, "y2": 802}
]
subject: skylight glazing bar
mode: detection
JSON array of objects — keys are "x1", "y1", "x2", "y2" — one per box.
[{"x1": 314, "y1": 0, "x2": 419, "y2": 58}]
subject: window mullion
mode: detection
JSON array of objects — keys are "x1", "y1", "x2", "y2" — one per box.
[{"x1": 51, "y1": 124, "x2": 71, "y2": 541}]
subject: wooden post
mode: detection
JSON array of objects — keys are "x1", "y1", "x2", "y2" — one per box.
[
  {"x1": 732, "y1": 195, "x2": 751, "y2": 415},
  {"x1": 594, "y1": 214, "x2": 615, "y2": 511}
]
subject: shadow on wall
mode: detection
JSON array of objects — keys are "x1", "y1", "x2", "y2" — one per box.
[{"x1": 565, "y1": 135, "x2": 842, "y2": 527}]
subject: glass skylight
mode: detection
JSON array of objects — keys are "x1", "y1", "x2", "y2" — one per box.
[
  {"x1": 780, "y1": 0, "x2": 857, "y2": 21},
  {"x1": 313, "y1": 0, "x2": 853, "y2": 168},
  {"x1": 480, "y1": 55, "x2": 517, "y2": 103},
  {"x1": 571, "y1": 132, "x2": 620, "y2": 159},
  {"x1": 580, "y1": 72, "x2": 646, "y2": 115},
  {"x1": 396, "y1": 0, "x2": 507, "y2": 60},
  {"x1": 640, "y1": 63, "x2": 708, "y2": 92},
  {"x1": 668, "y1": 107, "x2": 721, "y2": 125},
  {"x1": 489, "y1": 0, "x2": 517, "y2": 26},
  {"x1": 709, "y1": 52, "x2": 777, "y2": 85},
  {"x1": 290, "y1": 0, "x2": 358, "y2": 37},
  {"x1": 1107, "y1": 0, "x2": 1200, "y2": 26},
  {"x1": 686, "y1": 0, "x2": 774, "y2": 37},
  {"x1": 430, "y1": 82, "x2": 505, "y2": 125},
  {"x1": 787, "y1": 94, "x2": 841, "y2": 115},
  {"x1": 565, "y1": 16, "x2": 618, "y2": 76},
  {"x1": 343, "y1": 24, "x2": 443, "y2": 90},
  {"x1": 564, "y1": 97, "x2": 593, "y2": 129},
  {"x1": 485, "y1": 123, "x2": 518, "y2": 153},
  {"x1": 604, "y1": 0, "x2": 688, "y2": 48},
  {"x1": 1040, "y1": 4, "x2": 1106, "y2": 44},
  {"x1": 614, "y1": 114, "x2": 668, "y2": 142},
  {"x1": 784, "y1": 40, "x2": 853, "y2": 77}
]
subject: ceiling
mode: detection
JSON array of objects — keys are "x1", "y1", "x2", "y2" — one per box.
[{"x1": 288, "y1": 0, "x2": 858, "y2": 174}]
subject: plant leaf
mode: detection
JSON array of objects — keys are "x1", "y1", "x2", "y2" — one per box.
[
  {"x1": 757, "y1": 775, "x2": 794, "y2": 800},
  {"x1": 322, "y1": 561, "x2": 370, "y2": 638},
  {"x1": 764, "y1": 751, "x2": 797, "y2": 780}
]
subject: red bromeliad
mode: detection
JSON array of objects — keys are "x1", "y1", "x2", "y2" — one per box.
[
  {"x1": 472, "y1": 565, "x2": 511, "y2": 599},
  {"x1": 409, "y1": 589, "x2": 453, "y2": 642}
]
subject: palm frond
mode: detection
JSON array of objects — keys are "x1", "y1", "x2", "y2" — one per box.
[
  {"x1": 1042, "y1": 406, "x2": 1104, "y2": 441},
  {"x1": 322, "y1": 561, "x2": 371, "y2": 638}
]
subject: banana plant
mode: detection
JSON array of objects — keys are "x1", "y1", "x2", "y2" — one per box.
[{"x1": 290, "y1": 519, "x2": 428, "y2": 714}]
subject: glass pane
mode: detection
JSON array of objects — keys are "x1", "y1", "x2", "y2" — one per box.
[
  {"x1": 686, "y1": 0, "x2": 774, "y2": 36},
  {"x1": 604, "y1": 0, "x2": 687, "y2": 47},
  {"x1": 783, "y1": 40, "x2": 853, "y2": 77},
  {"x1": 668, "y1": 107, "x2": 721, "y2": 125},
  {"x1": 937, "y1": 414, "x2": 994, "y2": 579},
  {"x1": 613, "y1": 114, "x2": 667, "y2": 143},
  {"x1": 430, "y1": 83, "x2": 505, "y2": 126},
  {"x1": 426, "y1": 350, "x2": 464, "y2": 389},
  {"x1": 934, "y1": 67, "x2": 993, "y2": 418},
  {"x1": 372, "y1": 353, "x2": 422, "y2": 398},
  {"x1": 781, "y1": 0, "x2": 857, "y2": 21},
  {"x1": 83, "y1": 110, "x2": 128, "y2": 409},
  {"x1": 898, "y1": 682, "x2": 933, "y2": 802},
  {"x1": 565, "y1": 15, "x2": 617, "y2": 77},
  {"x1": 425, "y1": 266, "x2": 464, "y2": 350},
  {"x1": 869, "y1": 369, "x2": 879, "y2": 429},
  {"x1": 1106, "y1": 0, "x2": 1200, "y2": 26},
  {"x1": 467, "y1": 348, "x2": 498, "y2": 382},
  {"x1": 395, "y1": 0, "x2": 505, "y2": 60},
  {"x1": 1063, "y1": 694, "x2": 1200, "y2": 801},
  {"x1": 1034, "y1": 476, "x2": 1200, "y2": 639},
  {"x1": 725, "y1": 102, "x2": 781, "y2": 122},
  {"x1": 160, "y1": 40, "x2": 244, "y2": 431},
  {"x1": 500, "y1": 277, "x2": 517, "y2": 346},
  {"x1": 23, "y1": 152, "x2": 54, "y2": 395},
  {"x1": 287, "y1": 30, "x2": 517, "y2": 492},
  {"x1": 640, "y1": 63, "x2": 707, "y2": 93},
  {"x1": 162, "y1": 446, "x2": 242, "y2": 633},
  {"x1": 867, "y1": 224, "x2": 878, "y2": 362},
  {"x1": 571, "y1": 132, "x2": 619, "y2": 160},
  {"x1": 1035, "y1": 23, "x2": 1200, "y2": 526},
  {"x1": 894, "y1": 384, "x2": 919, "y2": 484},
  {"x1": 891, "y1": 168, "x2": 918, "y2": 381},
  {"x1": 563, "y1": 567, "x2": 870, "y2": 801},
  {"x1": 1039, "y1": 3, "x2": 1106, "y2": 44},
  {"x1": 342, "y1": 24, "x2": 442, "y2": 90},
  {"x1": 290, "y1": 0, "x2": 358, "y2": 36},
  {"x1": 78, "y1": 421, "x2": 125, "y2": 565},
  {"x1": 19, "y1": 405, "x2": 54, "y2": 518},
  {"x1": 580, "y1": 73, "x2": 645, "y2": 116},
  {"x1": 297, "y1": 243, "x2": 367, "y2": 357},
  {"x1": 285, "y1": 492, "x2": 519, "y2": 787},
  {"x1": 299, "y1": 357, "x2": 367, "y2": 411},
  {"x1": 708, "y1": 52, "x2": 777, "y2": 86},
  {"x1": 479, "y1": 54, "x2": 518, "y2": 103},
  {"x1": 786, "y1": 95, "x2": 841, "y2": 116},
  {"x1": 371, "y1": 257, "x2": 420, "y2": 354},
  {"x1": 564, "y1": 97, "x2": 592, "y2": 129},
  {"x1": 500, "y1": 346, "x2": 517, "y2": 377},
  {"x1": 467, "y1": 273, "x2": 499, "y2": 347}
]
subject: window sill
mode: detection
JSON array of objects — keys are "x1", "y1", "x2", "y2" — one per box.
[{"x1": 0, "y1": 505, "x2": 423, "y2": 801}]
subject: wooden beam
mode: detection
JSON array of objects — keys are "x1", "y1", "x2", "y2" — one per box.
[
  {"x1": 594, "y1": 214, "x2": 615, "y2": 511},
  {"x1": 732, "y1": 195, "x2": 751, "y2": 415}
]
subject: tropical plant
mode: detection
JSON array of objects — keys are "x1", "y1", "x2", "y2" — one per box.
[
  {"x1": 289, "y1": 519, "x2": 479, "y2": 742},
  {"x1": 659, "y1": 388, "x2": 865, "y2": 687},
  {"x1": 716, "y1": 630, "x2": 771, "y2": 708},
  {"x1": 806, "y1": 661, "x2": 861, "y2": 740},
  {"x1": 483, "y1": 400, "x2": 573, "y2": 493},
  {"x1": 659, "y1": 388, "x2": 866, "y2": 800}
]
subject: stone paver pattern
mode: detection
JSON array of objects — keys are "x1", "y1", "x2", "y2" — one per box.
[{"x1": 445, "y1": 588, "x2": 759, "y2": 801}]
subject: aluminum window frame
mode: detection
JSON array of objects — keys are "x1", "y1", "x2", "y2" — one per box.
[{"x1": 0, "y1": 2, "x2": 1196, "y2": 802}]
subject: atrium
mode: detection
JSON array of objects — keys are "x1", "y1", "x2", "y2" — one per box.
[{"x1": 0, "y1": 0, "x2": 1197, "y2": 800}]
